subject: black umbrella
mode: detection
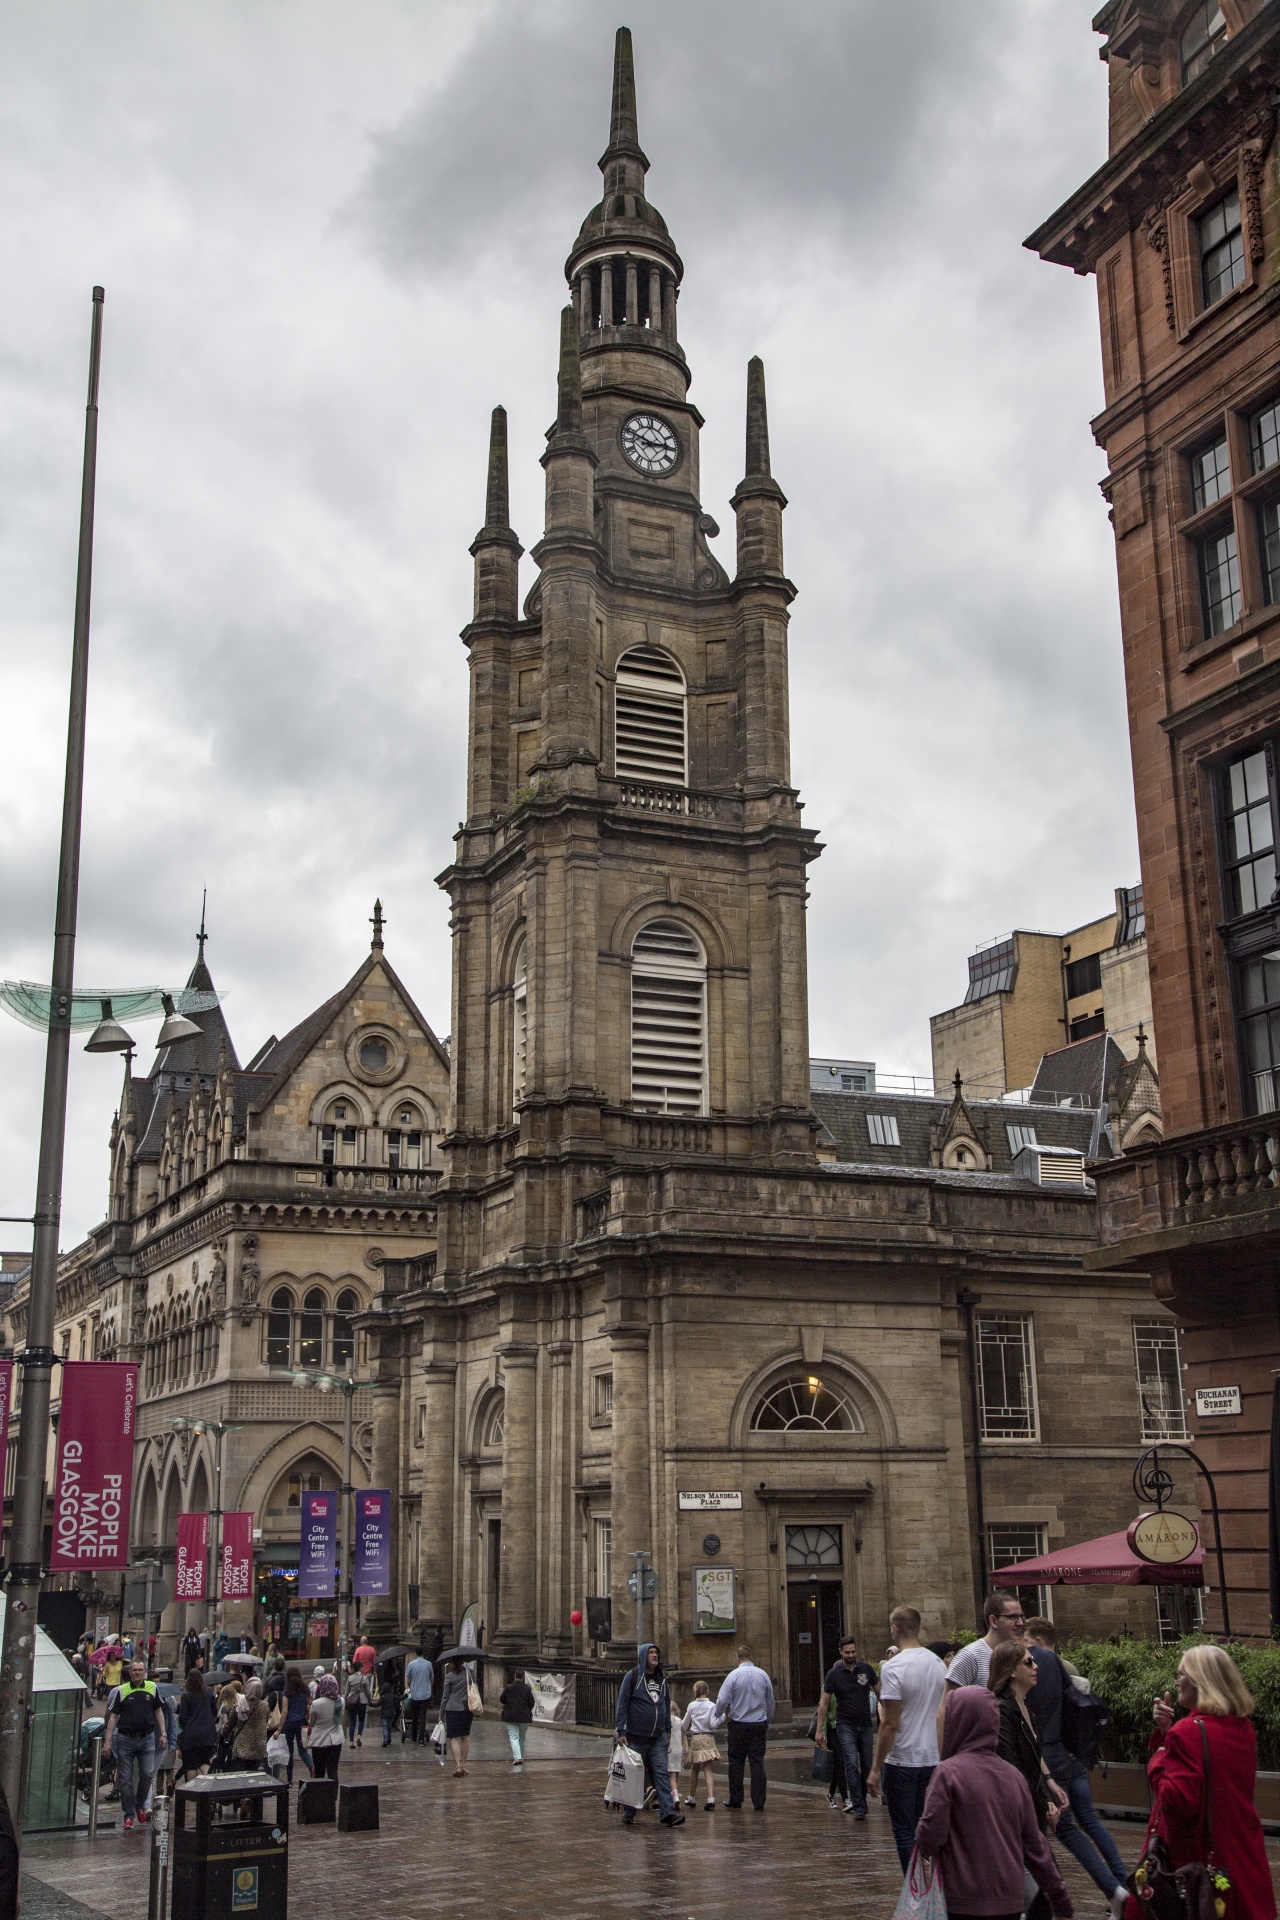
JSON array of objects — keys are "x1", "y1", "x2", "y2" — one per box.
[
  {"x1": 435, "y1": 1646, "x2": 492, "y2": 1664},
  {"x1": 376, "y1": 1645, "x2": 416, "y2": 1665}
]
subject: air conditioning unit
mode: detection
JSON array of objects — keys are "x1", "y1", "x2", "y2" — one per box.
[{"x1": 1013, "y1": 1144, "x2": 1089, "y2": 1188}]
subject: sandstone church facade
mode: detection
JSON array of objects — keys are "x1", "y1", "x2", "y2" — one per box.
[{"x1": 10, "y1": 31, "x2": 1184, "y2": 1707}]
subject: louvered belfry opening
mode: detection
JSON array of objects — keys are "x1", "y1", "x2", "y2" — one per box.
[
  {"x1": 630, "y1": 919, "x2": 706, "y2": 1113},
  {"x1": 614, "y1": 644, "x2": 687, "y2": 783}
]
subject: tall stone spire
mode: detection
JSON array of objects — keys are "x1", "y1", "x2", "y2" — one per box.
[
  {"x1": 732, "y1": 355, "x2": 787, "y2": 580},
  {"x1": 603, "y1": 26, "x2": 646, "y2": 176},
  {"x1": 470, "y1": 404, "x2": 522, "y2": 624},
  {"x1": 554, "y1": 305, "x2": 584, "y2": 442}
]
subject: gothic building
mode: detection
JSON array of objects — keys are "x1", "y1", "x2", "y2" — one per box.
[{"x1": 7, "y1": 29, "x2": 1187, "y2": 1703}]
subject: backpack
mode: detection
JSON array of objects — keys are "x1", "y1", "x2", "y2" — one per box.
[{"x1": 1058, "y1": 1657, "x2": 1108, "y2": 1768}]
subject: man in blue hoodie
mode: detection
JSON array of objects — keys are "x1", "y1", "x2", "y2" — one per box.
[{"x1": 613, "y1": 1644, "x2": 685, "y2": 1827}]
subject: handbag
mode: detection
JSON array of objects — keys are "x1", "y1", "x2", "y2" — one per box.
[
  {"x1": 466, "y1": 1677, "x2": 484, "y2": 1715},
  {"x1": 892, "y1": 1849, "x2": 947, "y2": 1920},
  {"x1": 1129, "y1": 1720, "x2": 1226, "y2": 1920},
  {"x1": 812, "y1": 1744, "x2": 836, "y2": 1783}
]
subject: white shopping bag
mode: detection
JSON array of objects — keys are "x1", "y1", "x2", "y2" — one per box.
[
  {"x1": 603, "y1": 1743, "x2": 646, "y2": 1810},
  {"x1": 668, "y1": 1722, "x2": 683, "y2": 1776}
]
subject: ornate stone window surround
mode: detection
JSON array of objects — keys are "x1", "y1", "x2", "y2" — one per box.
[{"x1": 1155, "y1": 142, "x2": 1266, "y2": 344}]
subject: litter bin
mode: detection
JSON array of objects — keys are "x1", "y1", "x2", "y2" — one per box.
[{"x1": 172, "y1": 1773, "x2": 288, "y2": 1920}]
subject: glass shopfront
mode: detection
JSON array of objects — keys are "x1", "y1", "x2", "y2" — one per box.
[{"x1": 257, "y1": 1563, "x2": 334, "y2": 1659}]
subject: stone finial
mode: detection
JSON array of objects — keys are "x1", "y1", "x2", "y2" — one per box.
[
  {"x1": 556, "y1": 305, "x2": 583, "y2": 438},
  {"x1": 606, "y1": 27, "x2": 641, "y2": 160},
  {"x1": 745, "y1": 356, "x2": 771, "y2": 479},
  {"x1": 371, "y1": 898, "x2": 385, "y2": 951},
  {"x1": 485, "y1": 405, "x2": 510, "y2": 530}
]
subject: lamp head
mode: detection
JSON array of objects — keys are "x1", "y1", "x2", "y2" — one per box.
[
  {"x1": 85, "y1": 999, "x2": 135, "y2": 1054},
  {"x1": 156, "y1": 993, "x2": 202, "y2": 1047}
]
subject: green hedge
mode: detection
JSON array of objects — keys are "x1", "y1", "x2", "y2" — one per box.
[{"x1": 1063, "y1": 1637, "x2": 1280, "y2": 1770}]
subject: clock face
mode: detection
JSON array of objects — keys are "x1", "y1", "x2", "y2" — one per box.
[{"x1": 621, "y1": 412, "x2": 679, "y2": 476}]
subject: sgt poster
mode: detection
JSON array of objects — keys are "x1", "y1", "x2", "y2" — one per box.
[{"x1": 692, "y1": 1565, "x2": 736, "y2": 1633}]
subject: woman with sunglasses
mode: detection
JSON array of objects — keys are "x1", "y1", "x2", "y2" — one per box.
[{"x1": 990, "y1": 1642, "x2": 1074, "y2": 1920}]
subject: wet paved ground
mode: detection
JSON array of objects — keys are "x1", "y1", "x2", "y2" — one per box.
[{"x1": 18, "y1": 1720, "x2": 1280, "y2": 1920}]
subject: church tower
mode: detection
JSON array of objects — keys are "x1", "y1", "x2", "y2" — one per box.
[
  {"x1": 433, "y1": 25, "x2": 820, "y2": 1655},
  {"x1": 438, "y1": 26, "x2": 819, "y2": 1261}
]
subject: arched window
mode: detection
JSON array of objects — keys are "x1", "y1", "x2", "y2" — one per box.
[
  {"x1": 332, "y1": 1289, "x2": 358, "y2": 1371},
  {"x1": 750, "y1": 1373, "x2": 862, "y2": 1433},
  {"x1": 614, "y1": 645, "x2": 687, "y2": 784},
  {"x1": 482, "y1": 1393, "x2": 505, "y2": 1450},
  {"x1": 512, "y1": 943, "x2": 528, "y2": 1118},
  {"x1": 321, "y1": 1100, "x2": 357, "y2": 1167},
  {"x1": 299, "y1": 1288, "x2": 326, "y2": 1369},
  {"x1": 266, "y1": 1288, "x2": 293, "y2": 1369},
  {"x1": 630, "y1": 920, "x2": 706, "y2": 1113},
  {"x1": 387, "y1": 1102, "x2": 427, "y2": 1172}
]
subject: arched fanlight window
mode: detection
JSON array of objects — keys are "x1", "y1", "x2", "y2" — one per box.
[
  {"x1": 750, "y1": 1373, "x2": 862, "y2": 1433},
  {"x1": 614, "y1": 645, "x2": 687, "y2": 784},
  {"x1": 630, "y1": 920, "x2": 706, "y2": 1114},
  {"x1": 512, "y1": 942, "x2": 528, "y2": 1118},
  {"x1": 299, "y1": 1288, "x2": 325, "y2": 1369},
  {"x1": 267, "y1": 1287, "x2": 294, "y2": 1368},
  {"x1": 332, "y1": 1289, "x2": 358, "y2": 1371}
]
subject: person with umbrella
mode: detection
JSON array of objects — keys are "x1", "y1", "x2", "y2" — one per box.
[
  {"x1": 439, "y1": 1657, "x2": 474, "y2": 1777},
  {"x1": 405, "y1": 1646, "x2": 435, "y2": 1746}
]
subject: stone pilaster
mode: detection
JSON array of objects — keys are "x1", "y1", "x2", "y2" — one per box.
[
  {"x1": 495, "y1": 1346, "x2": 538, "y2": 1649},
  {"x1": 416, "y1": 1363, "x2": 457, "y2": 1641},
  {"x1": 608, "y1": 1325, "x2": 651, "y2": 1652}
]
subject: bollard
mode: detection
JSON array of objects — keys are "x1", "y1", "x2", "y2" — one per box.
[
  {"x1": 147, "y1": 1774, "x2": 171, "y2": 1920},
  {"x1": 87, "y1": 1734, "x2": 103, "y2": 1840}
]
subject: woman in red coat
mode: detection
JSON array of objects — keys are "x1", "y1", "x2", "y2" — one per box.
[{"x1": 1145, "y1": 1643, "x2": 1275, "y2": 1920}]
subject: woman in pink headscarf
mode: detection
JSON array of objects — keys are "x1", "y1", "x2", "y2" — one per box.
[{"x1": 916, "y1": 1685, "x2": 1074, "y2": 1920}]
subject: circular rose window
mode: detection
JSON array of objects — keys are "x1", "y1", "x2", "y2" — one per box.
[{"x1": 358, "y1": 1036, "x2": 390, "y2": 1074}]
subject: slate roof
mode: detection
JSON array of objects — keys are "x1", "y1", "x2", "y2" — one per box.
[
  {"x1": 147, "y1": 951, "x2": 240, "y2": 1079},
  {"x1": 810, "y1": 1087, "x2": 1105, "y2": 1175},
  {"x1": 1030, "y1": 1034, "x2": 1129, "y2": 1110}
]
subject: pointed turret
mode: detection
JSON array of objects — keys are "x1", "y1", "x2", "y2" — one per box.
[
  {"x1": 470, "y1": 405, "x2": 522, "y2": 625},
  {"x1": 534, "y1": 306, "x2": 600, "y2": 774},
  {"x1": 565, "y1": 27, "x2": 683, "y2": 360},
  {"x1": 732, "y1": 357, "x2": 787, "y2": 580},
  {"x1": 150, "y1": 933, "x2": 240, "y2": 1079}
]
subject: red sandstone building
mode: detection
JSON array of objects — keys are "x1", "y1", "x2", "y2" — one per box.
[{"x1": 1030, "y1": 0, "x2": 1280, "y2": 1635}]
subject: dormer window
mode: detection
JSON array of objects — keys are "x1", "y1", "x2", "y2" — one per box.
[{"x1": 1181, "y1": 1, "x2": 1227, "y2": 84}]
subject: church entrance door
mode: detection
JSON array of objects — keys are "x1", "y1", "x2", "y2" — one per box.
[{"x1": 787, "y1": 1581, "x2": 843, "y2": 1707}]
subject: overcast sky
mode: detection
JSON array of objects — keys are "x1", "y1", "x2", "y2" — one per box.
[{"x1": 0, "y1": 0, "x2": 1129, "y2": 1249}]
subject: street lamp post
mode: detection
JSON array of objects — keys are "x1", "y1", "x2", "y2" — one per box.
[
  {"x1": 169, "y1": 1418, "x2": 241, "y2": 1649},
  {"x1": 0, "y1": 290, "x2": 105, "y2": 1837},
  {"x1": 1134, "y1": 1443, "x2": 1232, "y2": 1638},
  {"x1": 290, "y1": 1369, "x2": 355, "y2": 1689}
]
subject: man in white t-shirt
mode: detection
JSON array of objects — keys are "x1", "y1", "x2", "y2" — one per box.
[
  {"x1": 944, "y1": 1590, "x2": 1027, "y2": 1690},
  {"x1": 865, "y1": 1605, "x2": 947, "y2": 1872}
]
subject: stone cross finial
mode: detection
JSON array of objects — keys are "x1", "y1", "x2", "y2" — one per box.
[{"x1": 371, "y1": 899, "x2": 385, "y2": 950}]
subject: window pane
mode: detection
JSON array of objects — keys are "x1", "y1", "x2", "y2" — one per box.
[
  {"x1": 1260, "y1": 500, "x2": 1280, "y2": 605},
  {"x1": 1134, "y1": 1320, "x2": 1188, "y2": 1440},
  {"x1": 1182, "y1": 0, "x2": 1228, "y2": 81},
  {"x1": 266, "y1": 1313, "x2": 291, "y2": 1368},
  {"x1": 1223, "y1": 751, "x2": 1277, "y2": 917},
  {"x1": 988, "y1": 1524, "x2": 1050, "y2": 1621},
  {"x1": 1251, "y1": 402, "x2": 1280, "y2": 475},
  {"x1": 299, "y1": 1311, "x2": 323, "y2": 1368},
  {"x1": 976, "y1": 1314, "x2": 1037, "y2": 1440},
  {"x1": 1190, "y1": 437, "x2": 1231, "y2": 511},
  {"x1": 1199, "y1": 190, "x2": 1245, "y2": 307},
  {"x1": 1198, "y1": 526, "x2": 1241, "y2": 634}
]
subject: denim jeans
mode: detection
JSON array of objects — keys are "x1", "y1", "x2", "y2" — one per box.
[
  {"x1": 1046, "y1": 1751, "x2": 1126, "y2": 1895},
  {"x1": 833, "y1": 1722, "x2": 875, "y2": 1812},
  {"x1": 380, "y1": 1706, "x2": 397, "y2": 1746},
  {"x1": 621, "y1": 1735, "x2": 675, "y2": 1822},
  {"x1": 726, "y1": 1720, "x2": 768, "y2": 1808},
  {"x1": 883, "y1": 1762, "x2": 935, "y2": 1872},
  {"x1": 113, "y1": 1732, "x2": 156, "y2": 1819},
  {"x1": 506, "y1": 1722, "x2": 528, "y2": 1761},
  {"x1": 284, "y1": 1720, "x2": 312, "y2": 1782},
  {"x1": 345, "y1": 1701, "x2": 367, "y2": 1740}
]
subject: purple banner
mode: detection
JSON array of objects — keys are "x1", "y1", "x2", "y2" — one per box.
[
  {"x1": 353, "y1": 1489, "x2": 391, "y2": 1598},
  {"x1": 298, "y1": 1490, "x2": 337, "y2": 1599}
]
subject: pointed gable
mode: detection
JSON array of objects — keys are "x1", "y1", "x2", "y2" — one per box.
[{"x1": 245, "y1": 945, "x2": 450, "y2": 1161}]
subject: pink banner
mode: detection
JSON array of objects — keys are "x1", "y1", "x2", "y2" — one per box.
[
  {"x1": 49, "y1": 1361, "x2": 137, "y2": 1571},
  {"x1": 220, "y1": 1511, "x2": 253, "y2": 1600},
  {"x1": 175, "y1": 1511, "x2": 209, "y2": 1601}
]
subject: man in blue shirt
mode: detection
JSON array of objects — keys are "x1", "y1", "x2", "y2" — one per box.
[
  {"x1": 714, "y1": 1646, "x2": 775, "y2": 1809},
  {"x1": 404, "y1": 1649, "x2": 435, "y2": 1745}
]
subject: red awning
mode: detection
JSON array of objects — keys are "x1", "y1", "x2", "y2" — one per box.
[{"x1": 997, "y1": 1528, "x2": 1203, "y2": 1588}]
